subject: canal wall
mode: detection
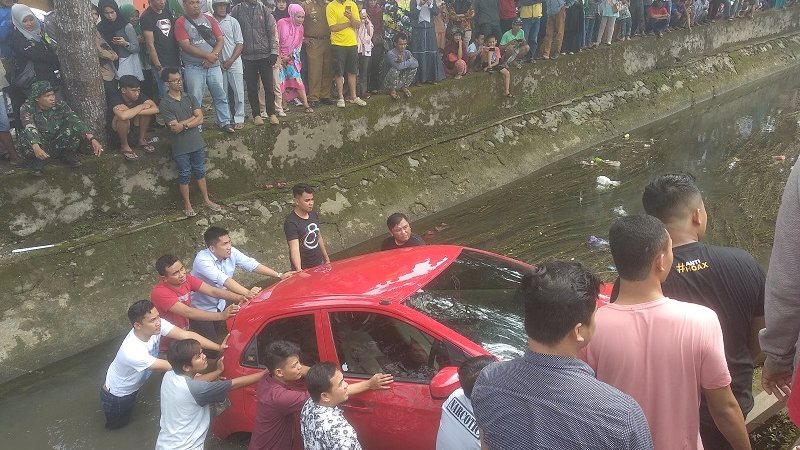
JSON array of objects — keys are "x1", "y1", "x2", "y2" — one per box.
[{"x1": 2, "y1": 9, "x2": 800, "y2": 382}]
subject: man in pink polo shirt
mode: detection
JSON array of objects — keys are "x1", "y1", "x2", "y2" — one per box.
[{"x1": 583, "y1": 215, "x2": 751, "y2": 450}]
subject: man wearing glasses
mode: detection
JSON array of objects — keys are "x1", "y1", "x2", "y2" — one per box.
[{"x1": 159, "y1": 67, "x2": 223, "y2": 217}]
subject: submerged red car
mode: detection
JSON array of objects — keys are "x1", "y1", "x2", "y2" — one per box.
[{"x1": 212, "y1": 245, "x2": 610, "y2": 449}]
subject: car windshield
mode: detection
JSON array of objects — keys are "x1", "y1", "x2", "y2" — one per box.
[{"x1": 405, "y1": 249, "x2": 529, "y2": 361}]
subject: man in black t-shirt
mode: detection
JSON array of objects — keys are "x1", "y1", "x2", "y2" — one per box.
[
  {"x1": 284, "y1": 184, "x2": 330, "y2": 270},
  {"x1": 642, "y1": 172, "x2": 765, "y2": 450},
  {"x1": 380, "y1": 212, "x2": 426, "y2": 251},
  {"x1": 141, "y1": 0, "x2": 182, "y2": 99},
  {"x1": 109, "y1": 75, "x2": 159, "y2": 160}
]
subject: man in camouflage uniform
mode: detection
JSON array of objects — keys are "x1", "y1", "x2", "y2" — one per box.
[{"x1": 19, "y1": 81, "x2": 104, "y2": 176}]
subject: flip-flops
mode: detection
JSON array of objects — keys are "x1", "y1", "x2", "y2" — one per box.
[
  {"x1": 184, "y1": 209, "x2": 197, "y2": 217},
  {"x1": 205, "y1": 202, "x2": 223, "y2": 212},
  {"x1": 141, "y1": 143, "x2": 156, "y2": 154},
  {"x1": 121, "y1": 150, "x2": 139, "y2": 160}
]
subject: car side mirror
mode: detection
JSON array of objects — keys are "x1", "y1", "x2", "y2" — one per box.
[{"x1": 429, "y1": 366, "x2": 460, "y2": 399}]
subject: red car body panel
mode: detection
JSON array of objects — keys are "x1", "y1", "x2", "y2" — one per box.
[{"x1": 212, "y1": 245, "x2": 611, "y2": 449}]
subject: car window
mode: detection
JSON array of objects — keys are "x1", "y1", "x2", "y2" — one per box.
[
  {"x1": 405, "y1": 249, "x2": 528, "y2": 361},
  {"x1": 241, "y1": 314, "x2": 320, "y2": 369},
  {"x1": 329, "y1": 311, "x2": 466, "y2": 383}
]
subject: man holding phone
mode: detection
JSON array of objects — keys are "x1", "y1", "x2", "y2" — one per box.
[
  {"x1": 326, "y1": 0, "x2": 366, "y2": 108},
  {"x1": 499, "y1": 18, "x2": 529, "y2": 68}
]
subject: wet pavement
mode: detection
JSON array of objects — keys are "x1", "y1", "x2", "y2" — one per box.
[{"x1": 2, "y1": 68, "x2": 800, "y2": 449}]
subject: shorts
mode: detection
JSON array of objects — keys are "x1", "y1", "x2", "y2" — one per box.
[
  {"x1": 100, "y1": 385, "x2": 139, "y2": 430},
  {"x1": 0, "y1": 93, "x2": 9, "y2": 133},
  {"x1": 174, "y1": 147, "x2": 206, "y2": 185},
  {"x1": 331, "y1": 45, "x2": 359, "y2": 76}
]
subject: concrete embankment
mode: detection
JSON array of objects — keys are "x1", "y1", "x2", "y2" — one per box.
[{"x1": 1, "y1": 9, "x2": 800, "y2": 383}]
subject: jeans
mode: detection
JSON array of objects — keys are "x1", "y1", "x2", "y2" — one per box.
[
  {"x1": 722, "y1": 0, "x2": 733, "y2": 17},
  {"x1": 621, "y1": 17, "x2": 632, "y2": 36},
  {"x1": 183, "y1": 64, "x2": 231, "y2": 128},
  {"x1": 174, "y1": 148, "x2": 206, "y2": 185},
  {"x1": 243, "y1": 58, "x2": 275, "y2": 117},
  {"x1": 583, "y1": 16, "x2": 596, "y2": 47},
  {"x1": 221, "y1": 69, "x2": 245, "y2": 124},
  {"x1": 651, "y1": 17, "x2": 669, "y2": 33},
  {"x1": 521, "y1": 17, "x2": 541, "y2": 59},
  {"x1": 100, "y1": 386, "x2": 139, "y2": 430}
]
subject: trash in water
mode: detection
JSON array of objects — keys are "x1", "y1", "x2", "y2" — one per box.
[
  {"x1": 773, "y1": 155, "x2": 786, "y2": 161},
  {"x1": 643, "y1": 144, "x2": 651, "y2": 148},
  {"x1": 593, "y1": 157, "x2": 621, "y2": 167},
  {"x1": 624, "y1": 133, "x2": 630, "y2": 139},
  {"x1": 580, "y1": 160, "x2": 597, "y2": 167},
  {"x1": 587, "y1": 235, "x2": 610, "y2": 249},
  {"x1": 434, "y1": 222, "x2": 450, "y2": 232},
  {"x1": 613, "y1": 206, "x2": 627, "y2": 216},
  {"x1": 596, "y1": 176, "x2": 621, "y2": 189},
  {"x1": 728, "y1": 157, "x2": 740, "y2": 169},
  {"x1": 607, "y1": 265, "x2": 617, "y2": 272}
]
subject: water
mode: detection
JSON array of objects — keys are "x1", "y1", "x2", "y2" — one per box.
[{"x1": 2, "y1": 68, "x2": 800, "y2": 449}]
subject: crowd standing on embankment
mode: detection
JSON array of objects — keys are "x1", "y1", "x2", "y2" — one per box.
[{"x1": 0, "y1": 0, "x2": 793, "y2": 208}]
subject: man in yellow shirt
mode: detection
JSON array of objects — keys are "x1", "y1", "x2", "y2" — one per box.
[
  {"x1": 326, "y1": 0, "x2": 367, "y2": 107},
  {"x1": 519, "y1": 0, "x2": 543, "y2": 63}
]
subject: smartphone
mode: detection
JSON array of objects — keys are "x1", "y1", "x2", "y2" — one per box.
[{"x1": 345, "y1": 5, "x2": 352, "y2": 12}]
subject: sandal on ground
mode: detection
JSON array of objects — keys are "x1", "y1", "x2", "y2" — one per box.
[
  {"x1": 276, "y1": 182, "x2": 288, "y2": 189},
  {"x1": 205, "y1": 202, "x2": 223, "y2": 212},
  {"x1": 121, "y1": 150, "x2": 139, "y2": 160},
  {"x1": 264, "y1": 183, "x2": 275, "y2": 189},
  {"x1": 184, "y1": 209, "x2": 197, "y2": 217},
  {"x1": 389, "y1": 90, "x2": 400, "y2": 100},
  {"x1": 402, "y1": 88, "x2": 412, "y2": 98},
  {"x1": 140, "y1": 143, "x2": 156, "y2": 154},
  {"x1": 305, "y1": 106, "x2": 314, "y2": 113},
  {"x1": 513, "y1": 62, "x2": 522, "y2": 69},
  {"x1": 505, "y1": 93, "x2": 515, "y2": 98}
]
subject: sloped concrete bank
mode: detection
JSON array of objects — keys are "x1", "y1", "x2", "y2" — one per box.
[{"x1": 1, "y1": 12, "x2": 800, "y2": 382}]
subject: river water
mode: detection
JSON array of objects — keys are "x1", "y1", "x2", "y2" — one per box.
[{"x1": 2, "y1": 69, "x2": 800, "y2": 449}]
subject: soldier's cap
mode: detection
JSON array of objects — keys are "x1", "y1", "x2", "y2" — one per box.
[{"x1": 29, "y1": 81, "x2": 55, "y2": 100}]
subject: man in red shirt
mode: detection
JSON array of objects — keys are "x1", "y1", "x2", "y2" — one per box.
[
  {"x1": 248, "y1": 340, "x2": 393, "y2": 450},
  {"x1": 499, "y1": 0, "x2": 518, "y2": 34},
  {"x1": 151, "y1": 254, "x2": 247, "y2": 351}
]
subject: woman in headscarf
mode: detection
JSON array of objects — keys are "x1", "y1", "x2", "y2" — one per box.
[
  {"x1": 91, "y1": 5, "x2": 119, "y2": 104},
  {"x1": 10, "y1": 3, "x2": 60, "y2": 95},
  {"x1": 277, "y1": 4, "x2": 313, "y2": 113},
  {"x1": 409, "y1": 0, "x2": 444, "y2": 84},
  {"x1": 97, "y1": 0, "x2": 144, "y2": 81},
  {"x1": 118, "y1": 4, "x2": 157, "y2": 100}
]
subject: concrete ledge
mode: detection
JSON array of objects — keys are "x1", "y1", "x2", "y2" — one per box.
[{"x1": 1, "y1": 12, "x2": 800, "y2": 383}]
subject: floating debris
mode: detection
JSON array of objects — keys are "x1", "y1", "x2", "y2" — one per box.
[
  {"x1": 587, "y1": 235, "x2": 610, "y2": 249},
  {"x1": 613, "y1": 206, "x2": 627, "y2": 216},
  {"x1": 596, "y1": 176, "x2": 621, "y2": 189}
]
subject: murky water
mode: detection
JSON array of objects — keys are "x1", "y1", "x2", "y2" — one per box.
[{"x1": 3, "y1": 68, "x2": 800, "y2": 449}]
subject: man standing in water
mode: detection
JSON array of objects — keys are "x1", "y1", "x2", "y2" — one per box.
[
  {"x1": 284, "y1": 183, "x2": 330, "y2": 271},
  {"x1": 381, "y1": 212, "x2": 426, "y2": 251}
]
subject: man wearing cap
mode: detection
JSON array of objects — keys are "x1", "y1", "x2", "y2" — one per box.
[
  {"x1": 499, "y1": 18, "x2": 529, "y2": 68},
  {"x1": 211, "y1": 0, "x2": 246, "y2": 130},
  {"x1": 18, "y1": 81, "x2": 104, "y2": 177},
  {"x1": 231, "y1": 0, "x2": 280, "y2": 126}
]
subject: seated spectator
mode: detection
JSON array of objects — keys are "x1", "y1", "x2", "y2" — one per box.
[
  {"x1": 481, "y1": 35, "x2": 512, "y2": 98},
  {"x1": 384, "y1": 32, "x2": 418, "y2": 100},
  {"x1": 670, "y1": 0, "x2": 689, "y2": 27},
  {"x1": 499, "y1": 18, "x2": 529, "y2": 69},
  {"x1": 442, "y1": 26, "x2": 468, "y2": 79},
  {"x1": 158, "y1": 67, "x2": 223, "y2": 216},
  {"x1": 97, "y1": 0, "x2": 145, "y2": 82},
  {"x1": 301, "y1": 362, "x2": 393, "y2": 450},
  {"x1": 435, "y1": 355, "x2": 495, "y2": 450},
  {"x1": 583, "y1": 215, "x2": 751, "y2": 449},
  {"x1": 110, "y1": 75, "x2": 159, "y2": 160},
  {"x1": 382, "y1": 337, "x2": 437, "y2": 380},
  {"x1": 100, "y1": 300, "x2": 225, "y2": 430},
  {"x1": 466, "y1": 32, "x2": 486, "y2": 71},
  {"x1": 150, "y1": 254, "x2": 244, "y2": 351},
  {"x1": 356, "y1": 8, "x2": 374, "y2": 99},
  {"x1": 10, "y1": 4, "x2": 60, "y2": 97},
  {"x1": 277, "y1": 4, "x2": 313, "y2": 112},
  {"x1": 471, "y1": 261, "x2": 654, "y2": 449},
  {"x1": 19, "y1": 81, "x2": 104, "y2": 177},
  {"x1": 155, "y1": 339, "x2": 265, "y2": 449},
  {"x1": 381, "y1": 212, "x2": 426, "y2": 250},
  {"x1": 693, "y1": 0, "x2": 709, "y2": 22},
  {"x1": 648, "y1": 0, "x2": 670, "y2": 36}
]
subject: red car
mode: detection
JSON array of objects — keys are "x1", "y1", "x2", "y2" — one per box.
[{"x1": 212, "y1": 245, "x2": 611, "y2": 449}]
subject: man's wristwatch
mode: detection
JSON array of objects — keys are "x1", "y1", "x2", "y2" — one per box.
[{"x1": 182, "y1": 123, "x2": 189, "y2": 132}]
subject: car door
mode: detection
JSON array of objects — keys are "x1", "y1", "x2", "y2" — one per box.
[
  {"x1": 237, "y1": 311, "x2": 324, "y2": 450},
  {"x1": 320, "y1": 309, "x2": 470, "y2": 450}
]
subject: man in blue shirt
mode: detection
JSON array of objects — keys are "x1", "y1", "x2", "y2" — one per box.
[
  {"x1": 471, "y1": 261, "x2": 653, "y2": 450},
  {"x1": 190, "y1": 226, "x2": 295, "y2": 343}
]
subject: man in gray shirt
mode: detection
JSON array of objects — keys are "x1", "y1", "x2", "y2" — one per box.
[{"x1": 159, "y1": 67, "x2": 223, "y2": 217}]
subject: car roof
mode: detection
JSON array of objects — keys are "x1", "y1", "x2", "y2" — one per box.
[{"x1": 248, "y1": 245, "x2": 465, "y2": 307}]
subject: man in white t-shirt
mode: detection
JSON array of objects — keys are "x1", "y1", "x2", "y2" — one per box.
[
  {"x1": 435, "y1": 355, "x2": 496, "y2": 450},
  {"x1": 156, "y1": 339, "x2": 265, "y2": 449},
  {"x1": 101, "y1": 300, "x2": 226, "y2": 430}
]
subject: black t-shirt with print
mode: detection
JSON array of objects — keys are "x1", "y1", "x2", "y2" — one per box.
[
  {"x1": 661, "y1": 242, "x2": 765, "y2": 419},
  {"x1": 380, "y1": 234, "x2": 426, "y2": 251},
  {"x1": 283, "y1": 210, "x2": 325, "y2": 269},
  {"x1": 140, "y1": 7, "x2": 181, "y2": 68}
]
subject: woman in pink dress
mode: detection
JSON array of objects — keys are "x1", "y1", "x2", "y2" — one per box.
[{"x1": 277, "y1": 4, "x2": 313, "y2": 113}]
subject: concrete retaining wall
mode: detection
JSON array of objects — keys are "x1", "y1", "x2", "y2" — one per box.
[{"x1": 1, "y1": 10, "x2": 800, "y2": 382}]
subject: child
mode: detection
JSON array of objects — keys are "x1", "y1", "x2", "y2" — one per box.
[
  {"x1": 481, "y1": 35, "x2": 512, "y2": 98},
  {"x1": 467, "y1": 32, "x2": 485, "y2": 72},
  {"x1": 357, "y1": 8, "x2": 374, "y2": 99},
  {"x1": 619, "y1": 0, "x2": 632, "y2": 40}
]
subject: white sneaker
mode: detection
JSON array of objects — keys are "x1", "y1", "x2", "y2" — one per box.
[
  {"x1": 336, "y1": 98, "x2": 346, "y2": 108},
  {"x1": 260, "y1": 111, "x2": 269, "y2": 119},
  {"x1": 349, "y1": 97, "x2": 367, "y2": 107},
  {"x1": 277, "y1": 110, "x2": 287, "y2": 117}
]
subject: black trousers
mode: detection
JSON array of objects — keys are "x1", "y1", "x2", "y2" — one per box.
[{"x1": 243, "y1": 58, "x2": 275, "y2": 117}]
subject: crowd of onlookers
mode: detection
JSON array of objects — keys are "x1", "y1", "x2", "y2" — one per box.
[{"x1": 0, "y1": 0, "x2": 791, "y2": 181}]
